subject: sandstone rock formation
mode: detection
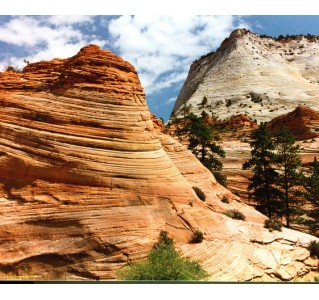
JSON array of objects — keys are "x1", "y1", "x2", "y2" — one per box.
[
  {"x1": 172, "y1": 29, "x2": 319, "y2": 122},
  {"x1": 0, "y1": 46, "x2": 318, "y2": 281},
  {"x1": 215, "y1": 106, "x2": 319, "y2": 203},
  {"x1": 268, "y1": 105, "x2": 319, "y2": 140}
]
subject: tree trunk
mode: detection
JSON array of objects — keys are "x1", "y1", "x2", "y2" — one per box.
[{"x1": 285, "y1": 189, "x2": 290, "y2": 228}]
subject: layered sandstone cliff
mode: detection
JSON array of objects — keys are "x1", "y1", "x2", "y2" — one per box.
[
  {"x1": 268, "y1": 105, "x2": 319, "y2": 140},
  {"x1": 172, "y1": 29, "x2": 319, "y2": 122},
  {"x1": 0, "y1": 46, "x2": 318, "y2": 281}
]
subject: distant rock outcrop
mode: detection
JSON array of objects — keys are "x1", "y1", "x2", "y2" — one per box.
[
  {"x1": 0, "y1": 46, "x2": 318, "y2": 281},
  {"x1": 172, "y1": 29, "x2": 319, "y2": 122},
  {"x1": 268, "y1": 105, "x2": 319, "y2": 140}
]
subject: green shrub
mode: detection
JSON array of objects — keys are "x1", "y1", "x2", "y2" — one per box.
[
  {"x1": 226, "y1": 99, "x2": 232, "y2": 107},
  {"x1": 223, "y1": 209, "x2": 246, "y2": 220},
  {"x1": 200, "y1": 96, "x2": 208, "y2": 107},
  {"x1": 221, "y1": 196, "x2": 229, "y2": 204},
  {"x1": 314, "y1": 276, "x2": 319, "y2": 282},
  {"x1": 307, "y1": 240, "x2": 319, "y2": 258},
  {"x1": 192, "y1": 186, "x2": 206, "y2": 201},
  {"x1": 118, "y1": 230, "x2": 208, "y2": 281},
  {"x1": 213, "y1": 171, "x2": 227, "y2": 187},
  {"x1": 191, "y1": 230, "x2": 204, "y2": 243},
  {"x1": 154, "y1": 230, "x2": 174, "y2": 248},
  {"x1": 264, "y1": 218, "x2": 283, "y2": 232}
]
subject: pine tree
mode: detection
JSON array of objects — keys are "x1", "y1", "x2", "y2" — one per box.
[
  {"x1": 274, "y1": 126, "x2": 302, "y2": 228},
  {"x1": 305, "y1": 157, "x2": 319, "y2": 204},
  {"x1": 243, "y1": 123, "x2": 280, "y2": 218},
  {"x1": 304, "y1": 156, "x2": 319, "y2": 230},
  {"x1": 176, "y1": 113, "x2": 227, "y2": 186},
  {"x1": 181, "y1": 103, "x2": 192, "y2": 118}
]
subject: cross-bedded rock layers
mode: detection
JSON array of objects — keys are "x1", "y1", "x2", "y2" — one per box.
[{"x1": 0, "y1": 45, "x2": 318, "y2": 281}]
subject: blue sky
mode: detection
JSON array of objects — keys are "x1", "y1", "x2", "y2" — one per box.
[{"x1": 1, "y1": 15, "x2": 319, "y2": 121}]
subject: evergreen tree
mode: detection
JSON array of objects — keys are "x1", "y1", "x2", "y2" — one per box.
[
  {"x1": 274, "y1": 126, "x2": 302, "y2": 228},
  {"x1": 243, "y1": 123, "x2": 281, "y2": 218},
  {"x1": 305, "y1": 157, "x2": 319, "y2": 204},
  {"x1": 304, "y1": 156, "x2": 319, "y2": 230},
  {"x1": 176, "y1": 113, "x2": 227, "y2": 186},
  {"x1": 200, "y1": 96, "x2": 208, "y2": 108},
  {"x1": 181, "y1": 103, "x2": 192, "y2": 118}
]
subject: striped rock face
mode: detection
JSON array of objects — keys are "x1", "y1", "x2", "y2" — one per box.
[{"x1": 0, "y1": 45, "x2": 318, "y2": 281}]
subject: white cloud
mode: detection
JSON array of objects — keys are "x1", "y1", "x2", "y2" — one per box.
[
  {"x1": 166, "y1": 96, "x2": 177, "y2": 104},
  {"x1": 108, "y1": 15, "x2": 247, "y2": 95},
  {"x1": 0, "y1": 15, "x2": 250, "y2": 103},
  {"x1": 0, "y1": 16, "x2": 106, "y2": 69},
  {"x1": 48, "y1": 15, "x2": 94, "y2": 25}
]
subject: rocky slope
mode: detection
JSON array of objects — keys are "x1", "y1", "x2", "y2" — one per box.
[
  {"x1": 215, "y1": 107, "x2": 319, "y2": 230},
  {"x1": 268, "y1": 105, "x2": 319, "y2": 140},
  {"x1": 172, "y1": 29, "x2": 319, "y2": 122},
  {"x1": 0, "y1": 46, "x2": 318, "y2": 281}
]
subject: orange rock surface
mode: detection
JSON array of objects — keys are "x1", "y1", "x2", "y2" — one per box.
[
  {"x1": 0, "y1": 45, "x2": 318, "y2": 281},
  {"x1": 268, "y1": 105, "x2": 319, "y2": 140}
]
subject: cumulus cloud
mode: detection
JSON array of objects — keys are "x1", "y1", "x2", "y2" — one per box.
[
  {"x1": 166, "y1": 96, "x2": 177, "y2": 104},
  {"x1": 108, "y1": 15, "x2": 250, "y2": 94},
  {"x1": 0, "y1": 15, "x2": 251, "y2": 119},
  {"x1": 0, "y1": 16, "x2": 106, "y2": 69},
  {"x1": 48, "y1": 15, "x2": 94, "y2": 25}
]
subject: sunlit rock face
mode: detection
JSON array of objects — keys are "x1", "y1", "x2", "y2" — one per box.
[
  {"x1": 0, "y1": 45, "x2": 317, "y2": 281},
  {"x1": 172, "y1": 29, "x2": 319, "y2": 123}
]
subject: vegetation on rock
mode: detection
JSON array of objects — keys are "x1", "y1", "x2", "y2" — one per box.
[
  {"x1": 274, "y1": 126, "x2": 303, "y2": 228},
  {"x1": 243, "y1": 124, "x2": 306, "y2": 229},
  {"x1": 181, "y1": 103, "x2": 192, "y2": 117},
  {"x1": 221, "y1": 196, "x2": 229, "y2": 204},
  {"x1": 307, "y1": 240, "x2": 319, "y2": 258},
  {"x1": 223, "y1": 209, "x2": 246, "y2": 220},
  {"x1": 5, "y1": 65, "x2": 22, "y2": 72},
  {"x1": 175, "y1": 113, "x2": 227, "y2": 187},
  {"x1": 200, "y1": 95, "x2": 208, "y2": 107},
  {"x1": 191, "y1": 230, "x2": 204, "y2": 243},
  {"x1": 243, "y1": 122, "x2": 281, "y2": 218},
  {"x1": 192, "y1": 186, "x2": 206, "y2": 201},
  {"x1": 118, "y1": 230, "x2": 208, "y2": 281},
  {"x1": 303, "y1": 157, "x2": 319, "y2": 233},
  {"x1": 264, "y1": 218, "x2": 283, "y2": 231}
]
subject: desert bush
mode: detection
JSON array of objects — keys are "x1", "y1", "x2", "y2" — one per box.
[
  {"x1": 223, "y1": 209, "x2": 246, "y2": 220},
  {"x1": 200, "y1": 96, "x2": 208, "y2": 107},
  {"x1": 35, "y1": 84, "x2": 47, "y2": 91},
  {"x1": 307, "y1": 240, "x2": 319, "y2": 258},
  {"x1": 118, "y1": 230, "x2": 208, "y2": 281},
  {"x1": 5, "y1": 65, "x2": 22, "y2": 72},
  {"x1": 191, "y1": 230, "x2": 204, "y2": 243},
  {"x1": 192, "y1": 186, "x2": 206, "y2": 201},
  {"x1": 221, "y1": 196, "x2": 229, "y2": 204},
  {"x1": 264, "y1": 218, "x2": 283, "y2": 231},
  {"x1": 226, "y1": 99, "x2": 232, "y2": 107}
]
